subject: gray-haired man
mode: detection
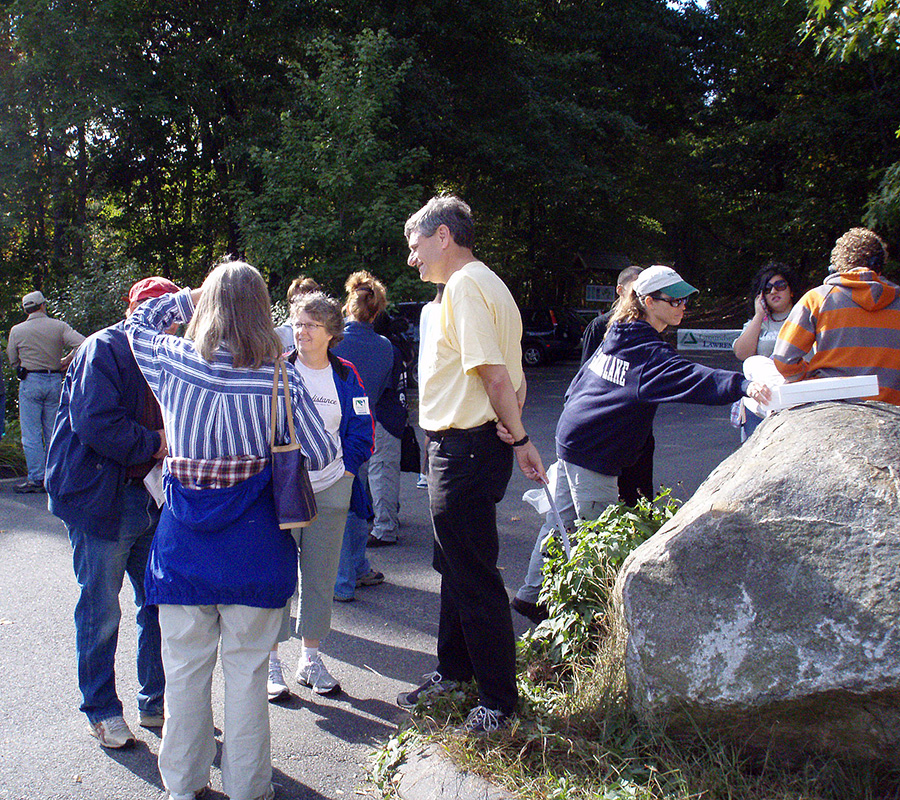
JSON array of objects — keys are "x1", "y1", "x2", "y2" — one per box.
[{"x1": 396, "y1": 195, "x2": 545, "y2": 733}]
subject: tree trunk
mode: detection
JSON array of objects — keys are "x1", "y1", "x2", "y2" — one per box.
[{"x1": 72, "y1": 122, "x2": 87, "y2": 272}]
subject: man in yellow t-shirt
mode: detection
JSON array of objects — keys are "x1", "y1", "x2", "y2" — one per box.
[{"x1": 395, "y1": 195, "x2": 545, "y2": 734}]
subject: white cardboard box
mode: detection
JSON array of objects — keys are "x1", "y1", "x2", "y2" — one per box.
[{"x1": 768, "y1": 375, "x2": 879, "y2": 412}]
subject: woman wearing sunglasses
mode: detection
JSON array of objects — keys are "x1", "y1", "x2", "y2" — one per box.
[
  {"x1": 510, "y1": 266, "x2": 771, "y2": 623},
  {"x1": 732, "y1": 263, "x2": 800, "y2": 439}
]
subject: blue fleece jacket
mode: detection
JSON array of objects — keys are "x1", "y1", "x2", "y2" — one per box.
[
  {"x1": 332, "y1": 320, "x2": 394, "y2": 408},
  {"x1": 46, "y1": 322, "x2": 163, "y2": 540},
  {"x1": 148, "y1": 464, "x2": 298, "y2": 608},
  {"x1": 333, "y1": 319, "x2": 406, "y2": 435},
  {"x1": 289, "y1": 350, "x2": 374, "y2": 518},
  {"x1": 556, "y1": 320, "x2": 748, "y2": 476}
]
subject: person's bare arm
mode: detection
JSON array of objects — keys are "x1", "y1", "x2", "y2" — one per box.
[
  {"x1": 476, "y1": 364, "x2": 546, "y2": 483},
  {"x1": 60, "y1": 347, "x2": 80, "y2": 370},
  {"x1": 732, "y1": 295, "x2": 767, "y2": 361},
  {"x1": 515, "y1": 373, "x2": 527, "y2": 410}
]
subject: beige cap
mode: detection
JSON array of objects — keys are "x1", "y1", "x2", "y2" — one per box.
[{"x1": 22, "y1": 290, "x2": 46, "y2": 311}]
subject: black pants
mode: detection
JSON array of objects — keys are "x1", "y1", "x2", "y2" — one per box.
[
  {"x1": 618, "y1": 433, "x2": 655, "y2": 506},
  {"x1": 427, "y1": 425, "x2": 516, "y2": 715}
]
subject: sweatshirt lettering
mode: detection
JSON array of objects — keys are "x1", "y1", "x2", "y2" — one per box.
[{"x1": 589, "y1": 352, "x2": 629, "y2": 386}]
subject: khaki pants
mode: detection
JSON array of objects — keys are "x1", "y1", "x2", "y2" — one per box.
[
  {"x1": 157, "y1": 603, "x2": 282, "y2": 800},
  {"x1": 278, "y1": 473, "x2": 353, "y2": 643}
]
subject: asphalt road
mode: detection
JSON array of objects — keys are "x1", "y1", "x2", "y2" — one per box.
[{"x1": 0, "y1": 350, "x2": 743, "y2": 800}]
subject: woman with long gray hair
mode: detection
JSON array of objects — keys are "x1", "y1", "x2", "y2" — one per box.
[{"x1": 126, "y1": 259, "x2": 335, "y2": 800}]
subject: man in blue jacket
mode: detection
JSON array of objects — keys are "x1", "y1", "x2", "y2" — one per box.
[{"x1": 45, "y1": 277, "x2": 178, "y2": 749}]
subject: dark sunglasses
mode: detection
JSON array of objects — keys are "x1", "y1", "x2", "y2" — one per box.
[
  {"x1": 764, "y1": 279, "x2": 789, "y2": 294},
  {"x1": 650, "y1": 293, "x2": 689, "y2": 308}
]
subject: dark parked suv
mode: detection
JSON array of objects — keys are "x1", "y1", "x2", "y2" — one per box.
[
  {"x1": 393, "y1": 301, "x2": 584, "y2": 368},
  {"x1": 520, "y1": 307, "x2": 585, "y2": 366}
]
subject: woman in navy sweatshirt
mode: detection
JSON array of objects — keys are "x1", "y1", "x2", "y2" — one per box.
[{"x1": 511, "y1": 265, "x2": 770, "y2": 624}]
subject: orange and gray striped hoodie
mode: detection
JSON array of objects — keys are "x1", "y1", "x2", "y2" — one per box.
[{"x1": 772, "y1": 268, "x2": 900, "y2": 405}]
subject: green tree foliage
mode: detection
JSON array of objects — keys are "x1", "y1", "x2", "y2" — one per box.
[
  {"x1": 687, "y1": 0, "x2": 900, "y2": 288},
  {"x1": 3, "y1": 0, "x2": 899, "y2": 328},
  {"x1": 803, "y1": 0, "x2": 900, "y2": 241},
  {"x1": 237, "y1": 28, "x2": 428, "y2": 298},
  {"x1": 804, "y1": 0, "x2": 900, "y2": 60},
  {"x1": 0, "y1": 0, "x2": 312, "y2": 318},
  {"x1": 331, "y1": 0, "x2": 703, "y2": 304}
]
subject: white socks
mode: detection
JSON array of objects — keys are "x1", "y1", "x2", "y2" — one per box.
[{"x1": 301, "y1": 645, "x2": 318, "y2": 664}]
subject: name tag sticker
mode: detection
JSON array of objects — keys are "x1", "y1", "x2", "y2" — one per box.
[{"x1": 353, "y1": 396, "x2": 370, "y2": 415}]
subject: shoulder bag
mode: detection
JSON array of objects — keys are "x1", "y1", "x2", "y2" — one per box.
[
  {"x1": 269, "y1": 358, "x2": 317, "y2": 529},
  {"x1": 400, "y1": 422, "x2": 421, "y2": 473}
]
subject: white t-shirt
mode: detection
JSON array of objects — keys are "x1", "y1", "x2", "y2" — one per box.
[
  {"x1": 293, "y1": 360, "x2": 345, "y2": 493},
  {"x1": 418, "y1": 301, "x2": 441, "y2": 390}
]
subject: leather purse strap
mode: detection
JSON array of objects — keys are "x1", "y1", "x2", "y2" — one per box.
[{"x1": 269, "y1": 359, "x2": 298, "y2": 448}]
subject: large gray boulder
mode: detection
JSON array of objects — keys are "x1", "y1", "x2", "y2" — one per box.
[{"x1": 614, "y1": 401, "x2": 900, "y2": 764}]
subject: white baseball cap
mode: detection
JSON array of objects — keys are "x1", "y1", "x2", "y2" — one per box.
[{"x1": 632, "y1": 265, "x2": 698, "y2": 299}]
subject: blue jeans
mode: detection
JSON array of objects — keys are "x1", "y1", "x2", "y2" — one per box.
[
  {"x1": 516, "y1": 460, "x2": 618, "y2": 604},
  {"x1": 741, "y1": 408, "x2": 764, "y2": 442},
  {"x1": 68, "y1": 484, "x2": 164, "y2": 723},
  {"x1": 18, "y1": 372, "x2": 63, "y2": 482},
  {"x1": 334, "y1": 461, "x2": 371, "y2": 600}
]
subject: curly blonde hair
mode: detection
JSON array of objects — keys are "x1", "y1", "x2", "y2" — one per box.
[{"x1": 831, "y1": 228, "x2": 888, "y2": 273}]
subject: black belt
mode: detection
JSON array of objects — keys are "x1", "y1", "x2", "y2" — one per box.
[
  {"x1": 424, "y1": 421, "x2": 497, "y2": 440},
  {"x1": 22, "y1": 369, "x2": 60, "y2": 375}
]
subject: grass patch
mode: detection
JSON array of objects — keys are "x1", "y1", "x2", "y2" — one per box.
[
  {"x1": 0, "y1": 419, "x2": 26, "y2": 478},
  {"x1": 373, "y1": 493, "x2": 900, "y2": 800}
]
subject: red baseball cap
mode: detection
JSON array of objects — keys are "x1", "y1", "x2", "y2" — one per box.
[{"x1": 128, "y1": 277, "x2": 181, "y2": 306}]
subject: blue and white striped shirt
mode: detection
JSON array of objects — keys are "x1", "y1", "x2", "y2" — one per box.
[{"x1": 125, "y1": 288, "x2": 336, "y2": 468}]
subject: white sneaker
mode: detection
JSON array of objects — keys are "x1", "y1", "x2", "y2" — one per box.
[
  {"x1": 267, "y1": 657, "x2": 290, "y2": 701},
  {"x1": 167, "y1": 787, "x2": 210, "y2": 800},
  {"x1": 296, "y1": 654, "x2": 340, "y2": 695},
  {"x1": 460, "y1": 704, "x2": 511, "y2": 734},
  {"x1": 88, "y1": 715, "x2": 136, "y2": 748}
]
